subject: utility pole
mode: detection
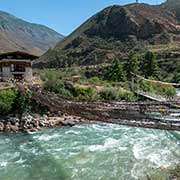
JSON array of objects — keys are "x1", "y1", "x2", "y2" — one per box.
[{"x1": 136, "y1": 0, "x2": 138, "y2": 3}]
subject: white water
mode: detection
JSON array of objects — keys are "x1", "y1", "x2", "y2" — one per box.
[{"x1": 0, "y1": 123, "x2": 179, "y2": 180}]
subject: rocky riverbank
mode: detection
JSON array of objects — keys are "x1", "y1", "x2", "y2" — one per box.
[{"x1": 0, "y1": 113, "x2": 85, "y2": 133}]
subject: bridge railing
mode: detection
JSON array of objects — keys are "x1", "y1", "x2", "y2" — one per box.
[{"x1": 136, "y1": 90, "x2": 178, "y2": 102}]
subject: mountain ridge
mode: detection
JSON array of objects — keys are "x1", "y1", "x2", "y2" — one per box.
[
  {"x1": 0, "y1": 10, "x2": 64, "y2": 56},
  {"x1": 34, "y1": 1, "x2": 180, "y2": 68}
]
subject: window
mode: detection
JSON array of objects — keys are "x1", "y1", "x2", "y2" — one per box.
[
  {"x1": 11, "y1": 64, "x2": 14, "y2": 72},
  {"x1": 11, "y1": 64, "x2": 25, "y2": 72}
]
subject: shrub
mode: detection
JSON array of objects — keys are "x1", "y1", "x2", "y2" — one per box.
[
  {"x1": 15, "y1": 91, "x2": 32, "y2": 115},
  {"x1": 139, "y1": 80, "x2": 155, "y2": 93},
  {"x1": 99, "y1": 89, "x2": 118, "y2": 101},
  {"x1": 42, "y1": 70, "x2": 60, "y2": 92},
  {"x1": 73, "y1": 86, "x2": 97, "y2": 101},
  {"x1": 118, "y1": 90, "x2": 137, "y2": 101},
  {"x1": 0, "y1": 90, "x2": 17, "y2": 115},
  {"x1": 157, "y1": 83, "x2": 176, "y2": 98},
  {"x1": 42, "y1": 70, "x2": 72, "y2": 98},
  {"x1": 173, "y1": 72, "x2": 180, "y2": 83},
  {"x1": 88, "y1": 77, "x2": 102, "y2": 84},
  {"x1": 138, "y1": 80, "x2": 176, "y2": 98}
]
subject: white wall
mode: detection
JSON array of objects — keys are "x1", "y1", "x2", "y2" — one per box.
[
  {"x1": 25, "y1": 67, "x2": 32, "y2": 82},
  {"x1": 2, "y1": 67, "x2": 11, "y2": 81}
]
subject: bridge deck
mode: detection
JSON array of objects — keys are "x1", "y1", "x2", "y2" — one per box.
[{"x1": 30, "y1": 87, "x2": 180, "y2": 132}]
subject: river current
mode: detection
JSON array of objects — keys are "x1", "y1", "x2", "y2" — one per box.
[{"x1": 0, "y1": 123, "x2": 179, "y2": 180}]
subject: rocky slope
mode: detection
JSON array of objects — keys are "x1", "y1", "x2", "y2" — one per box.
[
  {"x1": 34, "y1": 1, "x2": 180, "y2": 68},
  {"x1": 163, "y1": 0, "x2": 180, "y2": 20},
  {"x1": 0, "y1": 11, "x2": 64, "y2": 56}
]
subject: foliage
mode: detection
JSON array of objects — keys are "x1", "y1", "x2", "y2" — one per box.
[
  {"x1": 15, "y1": 91, "x2": 32, "y2": 115},
  {"x1": 138, "y1": 80, "x2": 176, "y2": 98},
  {"x1": 99, "y1": 89, "x2": 118, "y2": 101},
  {"x1": 172, "y1": 72, "x2": 180, "y2": 83},
  {"x1": 42, "y1": 70, "x2": 72, "y2": 98},
  {"x1": 103, "y1": 59, "x2": 126, "y2": 82},
  {"x1": 99, "y1": 88, "x2": 136, "y2": 101},
  {"x1": 126, "y1": 51, "x2": 139, "y2": 80},
  {"x1": 73, "y1": 86, "x2": 97, "y2": 101},
  {"x1": 88, "y1": 77, "x2": 103, "y2": 84},
  {"x1": 142, "y1": 51, "x2": 160, "y2": 79},
  {"x1": 138, "y1": 80, "x2": 155, "y2": 93},
  {"x1": 0, "y1": 90, "x2": 17, "y2": 115},
  {"x1": 41, "y1": 69, "x2": 60, "y2": 91},
  {"x1": 118, "y1": 89, "x2": 137, "y2": 101}
]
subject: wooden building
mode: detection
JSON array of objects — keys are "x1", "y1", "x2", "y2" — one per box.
[{"x1": 0, "y1": 51, "x2": 38, "y2": 82}]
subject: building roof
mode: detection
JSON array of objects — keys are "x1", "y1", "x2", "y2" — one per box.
[
  {"x1": 0, "y1": 59, "x2": 32, "y2": 63},
  {"x1": 0, "y1": 51, "x2": 39, "y2": 61}
]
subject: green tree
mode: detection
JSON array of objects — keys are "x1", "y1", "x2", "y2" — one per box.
[
  {"x1": 142, "y1": 51, "x2": 160, "y2": 79},
  {"x1": 126, "y1": 51, "x2": 139, "y2": 80},
  {"x1": 0, "y1": 90, "x2": 17, "y2": 115},
  {"x1": 15, "y1": 91, "x2": 32, "y2": 115},
  {"x1": 173, "y1": 72, "x2": 180, "y2": 83},
  {"x1": 103, "y1": 59, "x2": 126, "y2": 82}
]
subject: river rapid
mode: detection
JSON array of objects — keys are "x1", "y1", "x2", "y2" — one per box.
[{"x1": 0, "y1": 123, "x2": 179, "y2": 180}]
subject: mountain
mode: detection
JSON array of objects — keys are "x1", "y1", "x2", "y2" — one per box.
[
  {"x1": 163, "y1": 0, "x2": 180, "y2": 20},
  {"x1": 0, "y1": 11, "x2": 64, "y2": 56},
  {"x1": 34, "y1": 1, "x2": 180, "y2": 68}
]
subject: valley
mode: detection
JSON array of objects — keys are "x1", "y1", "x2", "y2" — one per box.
[{"x1": 0, "y1": 0, "x2": 180, "y2": 179}]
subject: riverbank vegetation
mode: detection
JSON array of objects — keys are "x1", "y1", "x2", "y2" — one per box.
[
  {"x1": 40, "y1": 69, "x2": 137, "y2": 101},
  {"x1": 0, "y1": 90, "x2": 17, "y2": 115},
  {"x1": 39, "y1": 51, "x2": 177, "y2": 101},
  {"x1": 0, "y1": 88, "x2": 33, "y2": 116},
  {"x1": 135, "y1": 80, "x2": 176, "y2": 98}
]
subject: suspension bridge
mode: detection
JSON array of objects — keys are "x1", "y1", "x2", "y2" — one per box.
[{"x1": 29, "y1": 85, "x2": 180, "y2": 132}]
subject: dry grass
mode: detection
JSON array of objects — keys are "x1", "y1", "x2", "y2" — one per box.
[{"x1": 0, "y1": 82, "x2": 15, "y2": 90}]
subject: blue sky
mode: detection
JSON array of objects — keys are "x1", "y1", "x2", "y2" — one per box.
[{"x1": 1, "y1": 0, "x2": 165, "y2": 35}]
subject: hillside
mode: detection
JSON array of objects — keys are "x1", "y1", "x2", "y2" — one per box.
[
  {"x1": 34, "y1": 1, "x2": 180, "y2": 68},
  {"x1": 0, "y1": 11, "x2": 64, "y2": 56},
  {"x1": 163, "y1": 0, "x2": 180, "y2": 20}
]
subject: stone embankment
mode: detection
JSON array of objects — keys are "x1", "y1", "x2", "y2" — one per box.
[{"x1": 0, "y1": 113, "x2": 85, "y2": 133}]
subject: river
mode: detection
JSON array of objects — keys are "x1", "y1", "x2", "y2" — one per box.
[{"x1": 0, "y1": 123, "x2": 179, "y2": 180}]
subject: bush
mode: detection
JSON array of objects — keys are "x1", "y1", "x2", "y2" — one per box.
[
  {"x1": 73, "y1": 86, "x2": 97, "y2": 101},
  {"x1": 98, "y1": 88, "x2": 137, "y2": 101},
  {"x1": 158, "y1": 84, "x2": 176, "y2": 98},
  {"x1": 99, "y1": 89, "x2": 118, "y2": 101},
  {"x1": 138, "y1": 80, "x2": 155, "y2": 93},
  {"x1": 42, "y1": 70, "x2": 72, "y2": 98},
  {"x1": 118, "y1": 90, "x2": 137, "y2": 101},
  {"x1": 0, "y1": 90, "x2": 17, "y2": 115},
  {"x1": 15, "y1": 91, "x2": 32, "y2": 115},
  {"x1": 42, "y1": 70, "x2": 60, "y2": 92},
  {"x1": 138, "y1": 80, "x2": 176, "y2": 98},
  {"x1": 88, "y1": 77, "x2": 102, "y2": 84}
]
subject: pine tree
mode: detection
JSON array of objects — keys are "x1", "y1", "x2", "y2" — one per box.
[
  {"x1": 126, "y1": 51, "x2": 139, "y2": 80},
  {"x1": 104, "y1": 59, "x2": 126, "y2": 82},
  {"x1": 143, "y1": 51, "x2": 160, "y2": 79}
]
